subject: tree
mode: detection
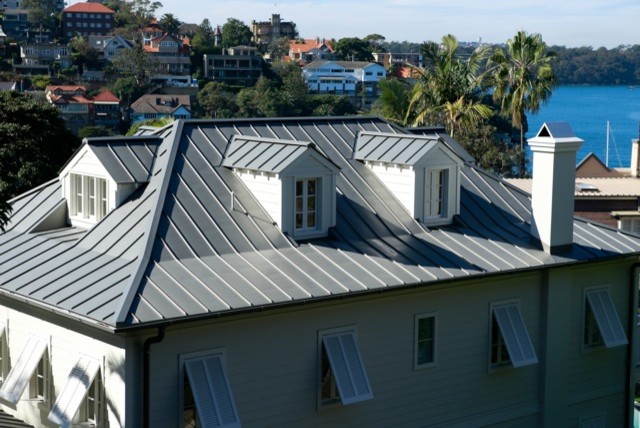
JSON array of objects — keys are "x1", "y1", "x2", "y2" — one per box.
[
  {"x1": 363, "y1": 33, "x2": 386, "y2": 53},
  {"x1": 125, "y1": 116, "x2": 173, "y2": 136},
  {"x1": 190, "y1": 19, "x2": 221, "y2": 75},
  {"x1": 110, "y1": 76, "x2": 147, "y2": 108},
  {"x1": 159, "y1": 13, "x2": 182, "y2": 36},
  {"x1": 78, "y1": 126, "x2": 113, "y2": 139},
  {"x1": 111, "y1": 44, "x2": 158, "y2": 85},
  {"x1": 267, "y1": 37, "x2": 290, "y2": 62},
  {"x1": 197, "y1": 82, "x2": 236, "y2": 118},
  {"x1": 0, "y1": 92, "x2": 79, "y2": 230},
  {"x1": 334, "y1": 37, "x2": 373, "y2": 61},
  {"x1": 22, "y1": 0, "x2": 55, "y2": 41},
  {"x1": 371, "y1": 78, "x2": 411, "y2": 125},
  {"x1": 69, "y1": 36, "x2": 100, "y2": 74},
  {"x1": 221, "y1": 18, "x2": 252, "y2": 49},
  {"x1": 490, "y1": 31, "x2": 557, "y2": 155}
]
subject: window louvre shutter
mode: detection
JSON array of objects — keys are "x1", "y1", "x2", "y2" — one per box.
[
  {"x1": 322, "y1": 331, "x2": 373, "y2": 405},
  {"x1": 0, "y1": 336, "x2": 46, "y2": 404},
  {"x1": 493, "y1": 303, "x2": 538, "y2": 368},
  {"x1": 586, "y1": 288, "x2": 628, "y2": 348},
  {"x1": 185, "y1": 354, "x2": 240, "y2": 428},
  {"x1": 47, "y1": 355, "x2": 100, "y2": 427}
]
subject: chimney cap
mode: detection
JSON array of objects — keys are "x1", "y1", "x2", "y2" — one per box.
[{"x1": 534, "y1": 122, "x2": 577, "y2": 139}]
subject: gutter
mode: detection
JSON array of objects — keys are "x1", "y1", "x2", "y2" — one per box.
[{"x1": 142, "y1": 325, "x2": 166, "y2": 428}]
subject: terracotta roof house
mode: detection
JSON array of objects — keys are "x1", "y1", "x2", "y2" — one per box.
[
  {"x1": 288, "y1": 37, "x2": 334, "y2": 63},
  {"x1": 143, "y1": 33, "x2": 191, "y2": 76},
  {"x1": 129, "y1": 94, "x2": 191, "y2": 123},
  {"x1": 45, "y1": 86, "x2": 121, "y2": 133},
  {"x1": 1, "y1": 118, "x2": 640, "y2": 427},
  {"x1": 62, "y1": 2, "x2": 115, "y2": 38}
]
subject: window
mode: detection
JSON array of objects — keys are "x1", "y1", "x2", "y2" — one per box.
[
  {"x1": 0, "y1": 325, "x2": 7, "y2": 386},
  {"x1": 319, "y1": 328, "x2": 373, "y2": 408},
  {"x1": 584, "y1": 287, "x2": 628, "y2": 349},
  {"x1": 620, "y1": 217, "x2": 640, "y2": 234},
  {"x1": 415, "y1": 314, "x2": 436, "y2": 368},
  {"x1": 47, "y1": 355, "x2": 102, "y2": 427},
  {"x1": 490, "y1": 302, "x2": 538, "y2": 369},
  {"x1": 425, "y1": 169, "x2": 447, "y2": 219},
  {"x1": 295, "y1": 178, "x2": 318, "y2": 232},
  {"x1": 181, "y1": 350, "x2": 240, "y2": 428},
  {"x1": 70, "y1": 173, "x2": 108, "y2": 221},
  {"x1": 0, "y1": 336, "x2": 47, "y2": 404}
]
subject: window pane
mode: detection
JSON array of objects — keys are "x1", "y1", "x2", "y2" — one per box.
[
  {"x1": 307, "y1": 179, "x2": 316, "y2": 195},
  {"x1": 87, "y1": 177, "x2": 96, "y2": 217},
  {"x1": 296, "y1": 180, "x2": 303, "y2": 196},
  {"x1": 307, "y1": 196, "x2": 316, "y2": 212},
  {"x1": 417, "y1": 317, "x2": 434, "y2": 365},
  {"x1": 307, "y1": 213, "x2": 315, "y2": 228},
  {"x1": 295, "y1": 213, "x2": 303, "y2": 229}
]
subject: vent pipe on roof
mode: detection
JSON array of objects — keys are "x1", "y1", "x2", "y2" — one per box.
[
  {"x1": 631, "y1": 139, "x2": 640, "y2": 178},
  {"x1": 528, "y1": 122, "x2": 583, "y2": 254}
]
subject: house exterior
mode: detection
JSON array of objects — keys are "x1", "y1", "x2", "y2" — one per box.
[
  {"x1": 89, "y1": 34, "x2": 134, "y2": 63},
  {"x1": 92, "y1": 89, "x2": 121, "y2": 129},
  {"x1": 302, "y1": 60, "x2": 387, "y2": 109},
  {"x1": 288, "y1": 37, "x2": 334, "y2": 64},
  {"x1": 1, "y1": 117, "x2": 640, "y2": 427},
  {"x1": 45, "y1": 85, "x2": 121, "y2": 133},
  {"x1": 508, "y1": 140, "x2": 640, "y2": 233},
  {"x1": 129, "y1": 94, "x2": 191, "y2": 123},
  {"x1": 203, "y1": 45, "x2": 264, "y2": 85},
  {"x1": 250, "y1": 14, "x2": 297, "y2": 48},
  {"x1": 143, "y1": 33, "x2": 191, "y2": 76},
  {"x1": 2, "y1": 9, "x2": 31, "y2": 42},
  {"x1": 14, "y1": 43, "x2": 71, "y2": 75},
  {"x1": 372, "y1": 52, "x2": 424, "y2": 69},
  {"x1": 61, "y1": 2, "x2": 115, "y2": 38}
]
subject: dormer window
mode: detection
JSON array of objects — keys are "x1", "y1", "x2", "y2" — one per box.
[
  {"x1": 71, "y1": 173, "x2": 108, "y2": 221},
  {"x1": 355, "y1": 131, "x2": 463, "y2": 227},
  {"x1": 224, "y1": 136, "x2": 339, "y2": 240}
]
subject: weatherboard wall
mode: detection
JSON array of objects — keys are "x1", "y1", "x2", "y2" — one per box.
[{"x1": 0, "y1": 307, "x2": 126, "y2": 427}]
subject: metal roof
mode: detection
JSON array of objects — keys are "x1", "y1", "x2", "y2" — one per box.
[
  {"x1": 222, "y1": 136, "x2": 312, "y2": 173},
  {"x1": 87, "y1": 137, "x2": 162, "y2": 184},
  {"x1": 2, "y1": 117, "x2": 640, "y2": 330},
  {"x1": 507, "y1": 177, "x2": 640, "y2": 198},
  {"x1": 354, "y1": 131, "x2": 440, "y2": 165}
]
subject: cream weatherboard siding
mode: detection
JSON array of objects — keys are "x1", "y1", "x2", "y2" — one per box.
[
  {"x1": 366, "y1": 162, "x2": 415, "y2": 217},
  {"x1": 234, "y1": 170, "x2": 282, "y2": 227},
  {"x1": 0, "y1": 307, "x2": 127, "y2": 427}
]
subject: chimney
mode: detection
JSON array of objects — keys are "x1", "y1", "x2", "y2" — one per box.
[
  {"x1": 631, "y1": 139, "x2": 640, "y2": 177},
  {"x1": 528, "y1": 122, "x2": 583, "y2": 254}
]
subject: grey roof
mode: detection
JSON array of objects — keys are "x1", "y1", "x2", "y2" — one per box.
[
  {"x1": 354, "y1": 131, "x2": 440, "y2": 165},
  {"x1": 303, "y1": 60, "x2": 379, "y2": 70},
  {"x1": 2, "y1": 117, "x2": 640, "y2": 331},
  {"x1": 86, "y1": 136, "x2": 162, "y2": 184},
  {"x1": 130, "y1": 95, "x2": 191, "y2": 115},
  {"x1": 535, "y1": 121, "x2": 578, "y2": 139},
  {"x1": 223, "y1": 136, "x2": 314, "y2": 173}
]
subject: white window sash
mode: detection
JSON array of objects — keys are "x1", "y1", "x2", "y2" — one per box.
[
  {"x1": 184, "y1": 354, "x2": 240, "y2": 428},
  {"x1": 0, "y1": 336, "x2": 46, "y2": 404},
  {"x1": 322, "y1": 331, "x2": 373, "y2": 405},
  {"x1": 48, "y1": 355, "x2": 101, "y2": 427},
  {"x1": 493, "y1": 303, "x2": 538, "y2": 368},
  {"x1": 586, "y1": 288, "x2": 628, "y2": 348}
]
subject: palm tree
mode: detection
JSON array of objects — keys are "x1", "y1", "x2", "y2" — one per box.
[
  {"x1": 159, "y1": 13, "x2": 182, "y2": 36},
  {"x1": 404, "y1": 34, "x2": 492, "y2": 136},
  {"x1": 490, "y1": 31, "x2": 557, "y2": 153}
]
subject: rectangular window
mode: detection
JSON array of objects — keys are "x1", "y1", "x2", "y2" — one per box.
[
  {"x1": 47, "y1": 355, "x2": 101, "y2": 427},
  {"x1": 415, "y1": 314, "x2": 436, "y2": 368},
  {"x1": 70, "y1": 174, "x2": 108, "y2": 221},
  {"x1": 0, "y1": 336, "x2": 47, "y2": 404},
  {"x1": 319, "y1": 328, "x2": 373, "y2": 407},
  {"x1": 72, "y1": 173, "x2": 84, "y2": 216},
  {"x1": 490, "y1": 301, "x2": 538, "y2": 369},
  {"x1": 31, "y1": 356, "x2": 47, "y2": 400},
  {"x1": 295, "y1": 178, "x2": 318, "y2": 231},
  {"x1": 425, "y1": 169, "x2": 447, "y2": 218},
  {"x1": 584, "y1": 287, "x2": 628, "y2": 349},
  {"x1": 181, "y1": 350, "x2": 240, "y2": 428}
]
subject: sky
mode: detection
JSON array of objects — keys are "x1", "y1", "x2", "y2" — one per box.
[{"x1": 147, "y1": 0, "x2": 639, "y2": 48}]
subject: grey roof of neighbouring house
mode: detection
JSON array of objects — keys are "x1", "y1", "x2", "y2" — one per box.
[
  {"x1": 355, "y1": 131, "x2": 441, "y2": 165},
  {"x1": 85, "y1": 136, "x2": 162, "y2": 184},
  {"x1": 2, "y1": 117, "x2": 640, "y2": 331}
]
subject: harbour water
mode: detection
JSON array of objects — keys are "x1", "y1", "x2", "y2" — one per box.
[{"x1": 527, "y1": 86, "x2": 640, "y2": 167}]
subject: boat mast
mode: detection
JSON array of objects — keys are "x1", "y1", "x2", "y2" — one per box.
[{"x1": 606, "y1": 121, "x2": 610, "y2": 167}]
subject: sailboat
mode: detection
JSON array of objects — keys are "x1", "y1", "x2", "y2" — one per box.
[{"x1": 605, "y1": 121, "x2": 622, "y2": 168}]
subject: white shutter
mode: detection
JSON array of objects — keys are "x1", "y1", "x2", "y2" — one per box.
[
  {"x1": 493, "y1": 303, "x2": 538, "y2": 368},
  {"x1": 185, "y1": 354, "x2": 240, "y2": 428},
  {"x1": 47, "y1": 355, "x2": 100, "y2": 427},
  {"x1": 586, "y1": 288, "x2": 628, "y2": 348},
  {"x1": 0, "y1": 336, "x2": 46, "y2": 404},
  {"x1": 322, "y1": 331, "x2": 373, "y2": 405}
]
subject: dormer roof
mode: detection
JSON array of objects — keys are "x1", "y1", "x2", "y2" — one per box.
[{"x1": 223, "y1": 136, "x2": 338, "y2": 174}]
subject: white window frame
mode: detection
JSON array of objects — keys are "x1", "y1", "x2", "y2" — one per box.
[
  {"x1": 583, "y1": 286, "x2": 628, "y2": 350},
  {"x1": 414, "y1": 313, "x2": 437, "y2": 369},
  {"x1": 0, "y1": 324, "x2": 8, "y2": 386},
  {"x1": 619, "y1": 217, "x2": 640, "y2": 235},
  {"x1": 294, "y1": 177, "x2": 320, "y2": 233},
  {"x1": 318, "y1": 327, "x2": 373, "y2": 410},
  {"x1": 70, "y1": 173, "x2": 109, "y2": 222},
  {"x1": 489, "y1": 300, "x2": 538, "y2": 370},
  {"x1": 425, "y1": 168, "x2": 448, "y2": 219},
  {"x1": 0, "y1": 336, "x2": 47, "y2": 405},
  {"x1": 29, "y1": 353, "x2": 49, "y2": 402},
  {"x1": 179, "y1": 348, "x2": 240, "y2": 428},
  {"x1": 47, "y1": 355, "x2": 102, "y2": 427}
]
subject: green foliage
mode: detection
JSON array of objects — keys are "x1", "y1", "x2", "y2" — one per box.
[
  {"x1": 22, "y1": 0, "x2": 55, "y2": 36},
  {"x1": 371, "y1": 78, "x2": 411, "y2": 125},
  {"x1": 309, "y1": 95, "x2": 357, "y2": 116},
  {"x1": 334, "y1": 37, "x2": 373, "y2": 61},
  {"x1": 69, "y1": 36, "x2": 100, "y2": 73},
  {"x1": 267, "y1": 37, "x2": 291, "y2": 62},
  {"x1": 221, "y1": 18, "x2": 252, "y2": 49},
  {"x1": 125, "y1": 116, "x2": 173, "y2": 136},
  {"x1": 363, "y1": 34, "x2": 386, "y2": 52},
  {"x1": 197, "y1": 81, "x2": 237, "y2": 118},
  {"x1": 110, "y1": 77, "x2": 147, "y2": 107},
  {"x1": 106, "y1": 0, "x2": 162, "y2": 38},
  {"x1": 78, "y1": 126, "x2": 113, "y2": 139},
  {"x1": 551, "y1": 45, "x2": 640, "y2": 85},
  {"x1": 190, "y1": 19, "x2": 221, "y2": 75},
  {"x1": 111, "y1": 44, "x2": 159, "y2": 85},
  {"x1": 31, "y1": 74, "x2": 51, "y2": 89},
  {"x1": 159, "y1": 13, "x2": 182, "y2": 36},
  {"x1": 0, "y1": 92, "x2": 79, "y2": 229}
]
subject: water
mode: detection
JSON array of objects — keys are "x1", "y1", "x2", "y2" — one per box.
[{"x1": 527, "y1": 86, "x2": 640, "y2": 168}]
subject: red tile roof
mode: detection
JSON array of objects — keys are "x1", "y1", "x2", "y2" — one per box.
[
  {"x1": 289, "y1": 38, "x2": 334, "y2": 54},
  {"x1": 92, "y1": 89, "x2": 120, "y2": 103},
  {"x1": 63, "y1": 2, "x2": 115, "y2": 14}
]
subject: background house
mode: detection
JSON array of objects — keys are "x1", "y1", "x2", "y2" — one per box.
[
  {"x1": 0, "y1": 117, "x2": 639, "y2": 427},
  {"x1": 61, "y1": 2, "x2": 115, "y2": 38},
  {"x1": 288, "y1": 37, "x2": 334, "y2": 64},
  {"x1": 129, "y1": 94, "x2": 191, "y2": 123},
  {"x1": 251, "y1": 14, "x2": 297, "y2": 48},
  {"x1": 14, "y1": 43, "x2": 71, "y2": 75},
  {"x1": 143, "y1": 33, "x2": 191, "y2": 76},
  {"x1": 203, "y1": 45, "x2": 264, "y2": 85}
]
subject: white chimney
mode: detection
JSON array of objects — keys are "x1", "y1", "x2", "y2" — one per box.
[
  {"x1": 631, "y1": 139, "x2": 640, "y2": 177},
  {"x1": 528, "y1": 122, "x2": 583, "y2": 254}
]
